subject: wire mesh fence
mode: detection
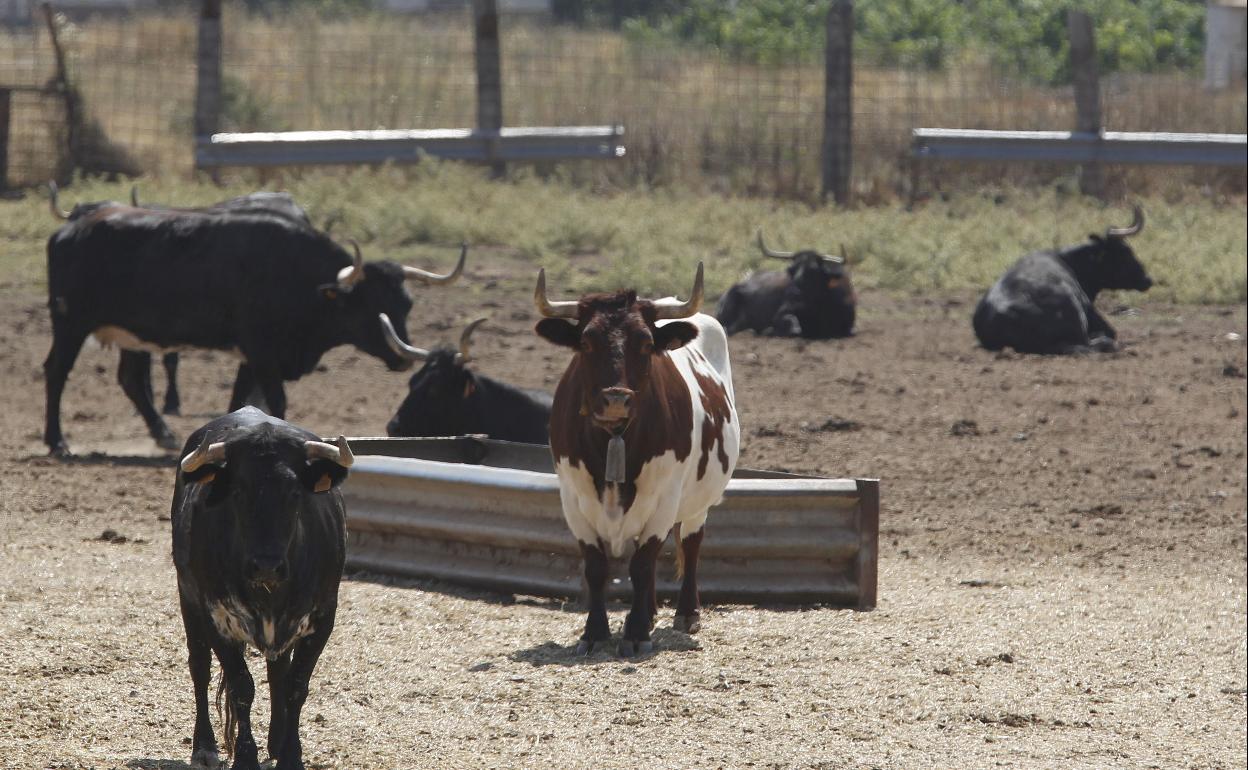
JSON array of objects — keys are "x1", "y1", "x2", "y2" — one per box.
[{"x1": 2, "y1": 6, "x2": 1245, "y2": 196}]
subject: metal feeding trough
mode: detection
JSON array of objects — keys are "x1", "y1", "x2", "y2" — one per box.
[{"x1": 340, "y1": 437, "x2": 878, "y2": 609}]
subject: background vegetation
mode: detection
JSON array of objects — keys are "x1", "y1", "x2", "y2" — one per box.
[{"x1": 4, "y1": 165, "x2": 1243, "y2": 304}]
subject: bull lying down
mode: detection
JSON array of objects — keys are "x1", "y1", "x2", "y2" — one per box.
[
  {"x1": 535, "y1": 263, "x2": 740, "y2": 656},
  {"x1": 383, "y1": 318, "x2": 553, "y2": 443},
  {"x1": 43, "y1": 200, "x2": 466, "y2": 456},
  {"x1": 172, "y1": 407, "x2": 350, "y2": 770},
  {"x1": 715, "y1": 230, "x2": 856, "y2": 338},
  {"x1": 972, "y1": 206, "x2": 1152, "y2": 354}
]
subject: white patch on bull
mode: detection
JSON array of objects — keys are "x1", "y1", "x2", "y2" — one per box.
[
  {"x1": 209, "y1": 598, "x2": 253, "y2": 645},
  {"x1": 263, "y1": 617, "x2": 276, "y2": 648},
  {"x1": 90, "y1": 325, "x2": 245, "y2": 359}
]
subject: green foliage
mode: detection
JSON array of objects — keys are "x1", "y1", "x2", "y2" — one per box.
[{"x1": 614, "y1": 0, "x2": 1207, "y2": 80}]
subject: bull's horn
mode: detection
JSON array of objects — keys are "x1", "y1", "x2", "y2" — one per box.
[
  {"x1": 652, "y1": 262, "x2": 705, "y2": 319},
  {"x1": 378, "y1": 313, "x2": 429, "y2": 362},
  {"x1": 130, "y1": 185, "x2": 139, "y2": 207},
  {"x1": 335, "y1": 239, "x2": 366, "y2": 288},
  {"x1": 1106, "y1": 204, "x2": 1144, "y2": 238},
  {"x1": 306, "y1": 435, "x2": 354, "y2": 468},
  {"x1": 48, "y1": 181, "x2": 70, "y2": 221},
  {"x1": 757, "y1": 229, "x2": 794, "y2": 260},
  {"x1": 403, "y1": 243, "x2": 467, "y2": 285},
  {"x1": 458, "y1": 317, "x2": 488, "y2": 363},
  {"x1": 819, "y1": 246, "x2": 846, "y2": 264},
  {"x1": 180, "y1": 433, "x2": 227, "y2": 474},
  {"x1": 534, "y1": 268, "x2": 579, "y2": 319}
]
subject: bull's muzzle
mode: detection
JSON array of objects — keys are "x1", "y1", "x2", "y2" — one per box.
[
  {"x1": 246, "y1": 555, "x2": 288, "y2": 591},
  {"x1": 594, "y1": 387, "x2": 633, "y2": 428}
]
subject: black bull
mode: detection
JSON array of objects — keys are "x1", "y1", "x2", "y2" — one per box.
[
  {"x1": 172, "y1": 407, "x2": 350, "y2": 770},
  {"x1": 43, "y1": 205, "x2": 466, "y2": 455},
  {"x1": 49, "y1": 184, "x2": 319, "y2": 417},
  {"x1": 715, "y1": 231, "x2": 856, "y2": 338},
  {"x1": 972, "y1": 206, "x2": 1151, "y2": 354},
  {"x1": 383, "y1": 319, "x2": 553, "y2": 443}
]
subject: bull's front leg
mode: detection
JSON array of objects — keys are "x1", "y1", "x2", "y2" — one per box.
[
  {"x1": 179, "y1": 598, "x2": 220, "y2": 769},
  {"x1": 577, "y1": 541, "x2": 611, "y2": 655},
  {"x1": 619, "y1": 536, "x2": 663, "y2": 657},
  {"x1": 274, "y1": 615, "x2": 335, "y2": 770},
  {"x1": 210, "y1": 642, "x2": 261, "y2": 770}
]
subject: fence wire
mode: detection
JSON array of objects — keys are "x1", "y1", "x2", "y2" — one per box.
[{"x1": 2, "y1": 8, "x2": 1245, "y2": 196}]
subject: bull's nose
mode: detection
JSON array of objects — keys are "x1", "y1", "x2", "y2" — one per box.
[
  {"x1": 596, "y1": 387, "x2": 633, "y2": 422},
  {"x1": 246, "y1": 556, "x2": 288, "y2": 587}
]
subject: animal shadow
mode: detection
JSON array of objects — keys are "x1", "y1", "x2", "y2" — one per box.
[
  {"x1": 509, "y1": 627, "x2": 700, "y2": 667},
  {"x1": 125, "y1": 760, "x2": 196, "y2": 770}
]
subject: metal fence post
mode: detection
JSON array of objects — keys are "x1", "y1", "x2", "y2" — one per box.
[
  {"x1": 822, "y1": 0, "x2": 852, "y2": 205},
  {"x1": 474, "y1": 0, "x2": 505, "y2": 179},
  {"x1": 1068, "y1": 10, "x2": 1103, "y2": 198},
  {"x1": 0, "y1": 88, "x2": 10, "y2": 192},
  {"x1": 194, "y1": 0, "x2": 222, "y2": 176}
]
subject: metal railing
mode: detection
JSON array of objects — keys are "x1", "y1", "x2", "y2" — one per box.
[
  {"x1": 340, "y1": 437, "x2": 878, "y2": 609},
  {"x1": 912, "y1": 128, "x2": 1248, "y2": 166},
  {"x1": 194, "y1": 125, "x2": 626, "y2": 170}
]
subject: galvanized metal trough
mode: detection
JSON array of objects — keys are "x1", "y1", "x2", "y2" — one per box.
[{"x1": 340, "y1": 437, "x2": 878, "y2": 610}]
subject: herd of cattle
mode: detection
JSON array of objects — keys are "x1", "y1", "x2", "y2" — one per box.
[{"x1": 36, "y1": 184, "x2": 1153, "y2": 769}]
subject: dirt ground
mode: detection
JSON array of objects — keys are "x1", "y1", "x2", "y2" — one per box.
[{"x1": 0, "y1": 257, "x2": 1244, "y2": 770}]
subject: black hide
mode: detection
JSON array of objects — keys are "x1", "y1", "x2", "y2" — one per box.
[
  {"x1": 43, "y1": 206, "x2": 423, "y2": 455},
  {"x1": 386, "y1": 347, "x2": 553, "y2": 444},
  {"x1": 171, "y1": 407, "x2": 347, "y2": 770},
  {"x1": 972, "y1": 235, "x2": 1153, "y2": 354}
]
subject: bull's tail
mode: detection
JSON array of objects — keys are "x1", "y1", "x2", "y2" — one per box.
[
  {"x1": 673, "y1": 522, "x2": 685, "y2": 581},
  {"x1": 215, "y1": 672, "x2": 238, "y2": 758}
]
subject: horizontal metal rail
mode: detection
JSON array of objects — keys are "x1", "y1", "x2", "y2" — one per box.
[
  {"x1": 340, "y1": 437, "x2": 878, "y2": 609},
  {"x1": 195, "y1": 125, "x2": 626, "y2": 169},
  {"x1": 912, "y1": 128, "x2": 1248, "y2": 166}
]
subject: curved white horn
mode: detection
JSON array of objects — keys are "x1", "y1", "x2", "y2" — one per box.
[
  {"x1": 457, "y1": 317, "x2": 488, "y2": 363},
  {"x1": 306, "y1": 435, "x2": 354, "y2": 468},
  {"x1": 48, "y1": 181, "x2": 70, "y2": 221},
  {"x1": 403, "y1": 242, "x2": 467, "y2": 286},
  {"x1": 534, "y1": 267, "x2": 580, "y2": 319},
  {"x1": 378, "y1": 313, "x2": 429, "y2": 362},
  {"x1": 757, "y1": 229, "x2": 794, "y2": 260},
  {"x1": 652, "y1": 262, "x2": 705, "y2": 320},
  {"x1": 335, "y1": 239, "x2": 366, "y2": 288},
  {"x1": 180, "y1": 433, "x2": 227, "y2": 474},
  {"x1": 1106, "y1": 204, "x2": 1144, "y2": 238}
]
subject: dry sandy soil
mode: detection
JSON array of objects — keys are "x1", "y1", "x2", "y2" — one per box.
[{"x1": 1, "y1": 257, "x2": 1245, "y2": 770}]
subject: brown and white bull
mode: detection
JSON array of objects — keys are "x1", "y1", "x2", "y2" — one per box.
[{"x1": 534, "y1": 263, "x2": 740, "y2": 656}]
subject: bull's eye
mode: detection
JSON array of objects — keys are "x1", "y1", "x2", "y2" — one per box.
[
  {"x1": 640, "y1": 341, "x2": 654, "y2": 355},
  {"x1": 580, "y1": 338, "x2": 593, "y2": 353}
]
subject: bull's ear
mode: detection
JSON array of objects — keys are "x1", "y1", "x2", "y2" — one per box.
[
  {"x1": 535, "y1": 319, "x2": 580, "y2": 349},
  {"x1": 302, "y1": 459, "x2": 349, "y2": 493},
  {"x1": 654, "y1": 321, "x2": 699, "y2": 351}
]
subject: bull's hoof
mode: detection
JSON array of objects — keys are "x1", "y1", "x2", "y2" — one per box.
[
  {"x1": 155, "y1": 432, "x2": 181, "y2": 451},
  {"x1": 190, "y1": 748, "x2": 222, "y2": 768},
  {"x1": 617, "y1": 639, "x2": 653, "y2": 657},
  {"x1": 672, "y1": 613, "x2": 701, "y2": 634},
  {"x1": 48, "y1": 442, "x2": 72, "y2": 459},
  {"x1": 576, "y1": 638, "x2": 604, "y2": 656},
  {"x1": 162, "y1": 403, "x2": 181, "y2": 416}
]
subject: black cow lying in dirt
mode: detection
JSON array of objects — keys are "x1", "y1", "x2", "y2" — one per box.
[
  {"x1": 383, "y1": 318, "x2": 553, "y2": 443},
  {"x1": 715, "y1": 230, "x2": 856, "y2": 338},
  {"x1": 172, "y1": 407, "x2": 351, "y2": 770},
  {"x1": 972, "y1": 206, "x2": 1152, "y2": 354}
]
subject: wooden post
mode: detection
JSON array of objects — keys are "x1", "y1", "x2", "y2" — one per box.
[
  {"x1": 821, "y1": 0, "x2": 852, "y2": 205},
  {"x1": 0, "y1": 89, "x2": 10, "y2": 192},
  {"x1": 195, "y1": 0, "x2": 222, "y2": 176},
  {"x1": 1068, "y1": 10, "x2": 1103, "y2": 198},
  {"x1": 41, "y1": 3, "x2": 78, "y2": 175},
  {"x1": 473, "y1": 0, "x2": 504, "y2": 179}
]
